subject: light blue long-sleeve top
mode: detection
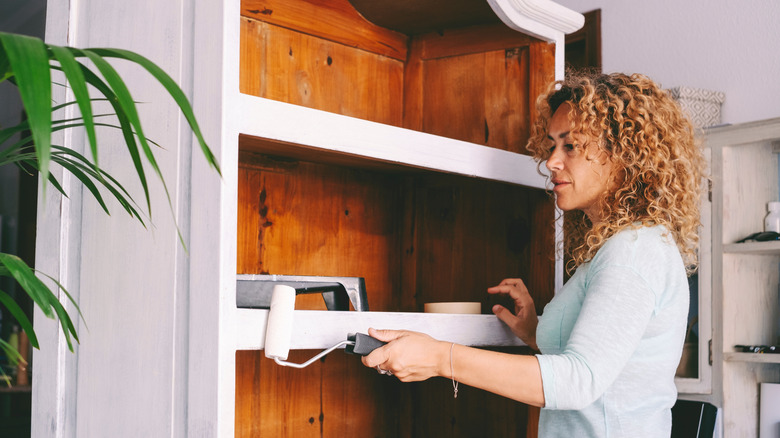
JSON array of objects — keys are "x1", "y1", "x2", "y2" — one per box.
[{"x1": 535, "y1": 225, "x2": 689, "y2": 437}]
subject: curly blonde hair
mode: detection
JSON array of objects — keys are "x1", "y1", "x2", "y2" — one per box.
[{"x1": 527, "y1": 72, "x2": 706, "y2": 275}]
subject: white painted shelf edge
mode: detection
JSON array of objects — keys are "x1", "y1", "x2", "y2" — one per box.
[
  {"x1": 723, "y1": 240, "x2": 780, "y2": 254},
  {"x1": 232, "y1": 93, "x2": 549, "y2": 190},
  {"x1": 723, "y1": 352, "x2": 780, "y2": 364},
  {"x1": 235, "y1": 308, "x2": 527, "y2": 351}
]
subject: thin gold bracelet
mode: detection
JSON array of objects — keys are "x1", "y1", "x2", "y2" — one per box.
[{"x1": 450, "y1": 342, "x2": 458, "y2": 398}]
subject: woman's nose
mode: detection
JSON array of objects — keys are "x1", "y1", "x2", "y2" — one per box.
[{"x1": 546, "y1": 146, "x2": 563, "y2": 172}]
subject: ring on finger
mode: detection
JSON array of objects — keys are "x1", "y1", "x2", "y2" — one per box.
[{"x1": 376, "y1": 366, "x2": 392, "y2": 375}]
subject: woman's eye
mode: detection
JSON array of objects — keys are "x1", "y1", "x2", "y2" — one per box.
[{"x1": 564, "y1": 143, "x2": 575, "y2": 151}]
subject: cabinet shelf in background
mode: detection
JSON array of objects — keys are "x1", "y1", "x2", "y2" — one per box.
[
  {"x1": 723, "y1": 352, "x2": 780, "y2": 364},
  {"x1": 709, "y1": 117, "x2": 780, "y2": 436},
  {"x1": 723, "y1": 240, "x2": 780, "y2": 254}
]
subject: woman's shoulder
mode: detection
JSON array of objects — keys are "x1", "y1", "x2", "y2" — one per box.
[
  {"x1": 586, "y1": 225, "x2": 688, "y2": 309},
  {"x1": 593, "y1": 224, "x2": 681, "y2": 270},
  {"x1": 610, "y1": 224, "x2": 675, "y2": 245}
]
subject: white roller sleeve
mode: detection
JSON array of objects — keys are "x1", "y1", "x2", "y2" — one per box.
[{"x1": 264, "y1": 284, "x2": 296, "y2": 360}]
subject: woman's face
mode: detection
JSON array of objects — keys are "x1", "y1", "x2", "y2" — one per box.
[{"x1": 545, "y1": 102, "x2": 614, "y2": 223}]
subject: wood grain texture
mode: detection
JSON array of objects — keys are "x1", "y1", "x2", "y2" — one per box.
[
  {"x1": 236, "y1": 151, "x2": 554, "y2": 436},
  {"x1": 347, "y1": 0, "x2": 500, "y2": 35},
  {"x1": 528, "y1": 40, "x2": 556, "y2": 127},
  {"x1": 403, "y1": 24, "x2": 545, "y2": 153},
  {"x1": 236, "y1": 2, "x2": 557, "y2": 435},
  {"x1": 416, "y1": 23, "x2": 535, "y2": 60},
  {"x1": 526, "y1": 405, "x2": 541, "y2": 438},
  {"x1": 234, "y1": 108, "x2": 549, "y2": 189},
  {"x1": 241, "y1": 0, "x2": 408, "y2": 60},
  {"x1": 241, "y1": 8, "x2": 554, "y2": 154},
  {"x1": 402, "y1": 174, "x2": 555, "y2": 312},
  {"x1": 564, "y1": 9, "x2": 601, "y2": 72},
  {"x1": 235, "y1": 349, "x2": 406, "y2": 437},
  {"x1": 240, "y1": 18, "x2": 405, "y2": 127},
  {"x1": 235, "y1": 350, "x2": 323, "y2": 437},
  {"x1": 320, "y1": 351, "x2": 404, "y2": 436},
  {"x1": 402, "y1": 38, "x2": 425, "y2": 132},
  {"x1": 411, "y1": 369, "x2": 531, "y2": 437},
  {"x1": 237, "y1": 152, "x2": 554, "y2": 312},
  {"x1": 420, "y1": 50, "x2": 530, "y2": 152},
  {"x1": 237, "y1": 152, "x2": 403, "y2": 312}
]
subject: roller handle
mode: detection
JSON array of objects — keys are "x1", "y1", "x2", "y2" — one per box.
[{"x1": 345, "y1": 333, "x2": 387, "y2": 356}]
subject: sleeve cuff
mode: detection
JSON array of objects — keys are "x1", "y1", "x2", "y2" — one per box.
[{"x1": 536, "y1": 354, "x2": 557, "y2": 409}]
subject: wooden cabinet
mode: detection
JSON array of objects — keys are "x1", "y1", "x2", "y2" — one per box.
[
  {"x1": 34, "y1": 0, "x2": 583, "y2": 436},
  {"x1": 238, "y1": 0, "x2": 555, "y2": 152},
  {"x1": 234, "y1": 1, "x2": 560, "y2": 436}
]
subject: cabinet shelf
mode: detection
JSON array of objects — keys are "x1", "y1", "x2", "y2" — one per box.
[
  {"x1": 233, "y1": 3, "x2": 561, "y2": 436},
  {"x1": 235, "y1": 308, "x2": 526, "y2": 351},
  {"x1": 723, "y1": 240, "x2": 780, "y2": 254},
  {"x1": 723, "y1": 352, "x2": 780, "y2": 364},
  {"x1": 233, "y1": 93, "x2": 547, "y2": 189}
]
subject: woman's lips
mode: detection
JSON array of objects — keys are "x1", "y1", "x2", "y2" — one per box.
[{"x1": 551, "y1": 179, "x2": 569, "y2": 192}]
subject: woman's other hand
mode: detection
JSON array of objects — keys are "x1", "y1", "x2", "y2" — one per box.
[
  {"x1": 488, "y1": 278, "x2": 539, "y2": 351},
  {"x1": 361, "y1": 328, "x2": 449, "y2": 382}
]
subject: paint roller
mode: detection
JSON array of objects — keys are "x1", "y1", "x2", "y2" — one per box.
[{"x1": 264, "y1": 284, "x2": 386, "y2": 368}]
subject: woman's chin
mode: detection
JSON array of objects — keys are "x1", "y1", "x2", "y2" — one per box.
[{"x1": 554, "y1": 200, "x2": 571, "y2": 212}]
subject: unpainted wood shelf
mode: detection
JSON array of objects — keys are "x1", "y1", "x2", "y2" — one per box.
[
  {"x1": 723, "y1": 240, "x2": 780, "y2": 254},
  {"x1": 723, "y1": 352, "x2": 780, "y2": 364}
]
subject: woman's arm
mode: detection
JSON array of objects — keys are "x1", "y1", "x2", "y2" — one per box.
[
  {"x1": 362, "y1": 328, "x2": 546, "y2": 407},
  {"x1": 536, "y1": 264, "x2": 658, "y2": 410}
]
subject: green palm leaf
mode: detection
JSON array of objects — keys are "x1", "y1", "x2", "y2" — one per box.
[
  {"x1": 0, "y1": 290, "x2": 38, "y2": 348},
  {"x1": 0, "y1": 253, "x2": 80, "y2": 351},
  {"x1": 0, "y1": 32, "x2": 52, "y2": 188},
  {"x1": 0, "y1": 31, "x2": 222, "y2": 363},
  {"x1": 49, "y1": 45, "x2": 98, "y2": 165},
  {"x1": 74, "y1": 61, "x2": 153, "y2": 215},
  {"x1": 89, "y1": 48, "x2": 221, "y2": 175}
]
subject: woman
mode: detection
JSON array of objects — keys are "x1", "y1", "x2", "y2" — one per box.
[{"x1": 362, "y1": 72, "x2": 706, "y2": 437}]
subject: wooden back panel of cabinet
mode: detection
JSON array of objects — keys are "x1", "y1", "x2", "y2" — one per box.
[
  {"x1": 240, "y1": 0, "x2": 554, "y2": 154},
  {"x1": 236, "y1": 0, "x2": 555, "y2": 436},
  {"x1": 235, "y1": 150, "x2": 554, "y2": 437},
  {"x1": 236, "y1": 349, "x2": 538, "y2": 437},
  {"x1": 403, "y1": 25, "x2": 553, "y2": 153},
  {"x1": 236, "y1": 150, "x2": 555, "y2": 310}
]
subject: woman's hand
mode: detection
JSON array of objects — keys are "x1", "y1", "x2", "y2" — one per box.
[
  {"x1": 488, "y1": 278, "x2": 539, "y2": 351},
  {"x1": 361, "y1": 328, "x2": 449, "y2": 382}
]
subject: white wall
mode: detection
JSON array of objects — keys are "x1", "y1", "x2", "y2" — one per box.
[{"x1": 555, "y1": 0, "x2": 780, "y2": 126}]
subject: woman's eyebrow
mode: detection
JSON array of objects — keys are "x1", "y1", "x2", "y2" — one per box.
[{"x1": 546, "y1": 131, "x2": 571, "y2": 140}]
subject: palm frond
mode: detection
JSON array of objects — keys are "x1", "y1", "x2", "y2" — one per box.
[
  {"x1": 0, "y1": 253, "x2": 80, "y2": 351},
  {"x1": 0, "y1": 31, "x2": 222, "y2": 362},
  {"x1": 0, "y1": 32, "x2": 52, "y2": 188}
]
